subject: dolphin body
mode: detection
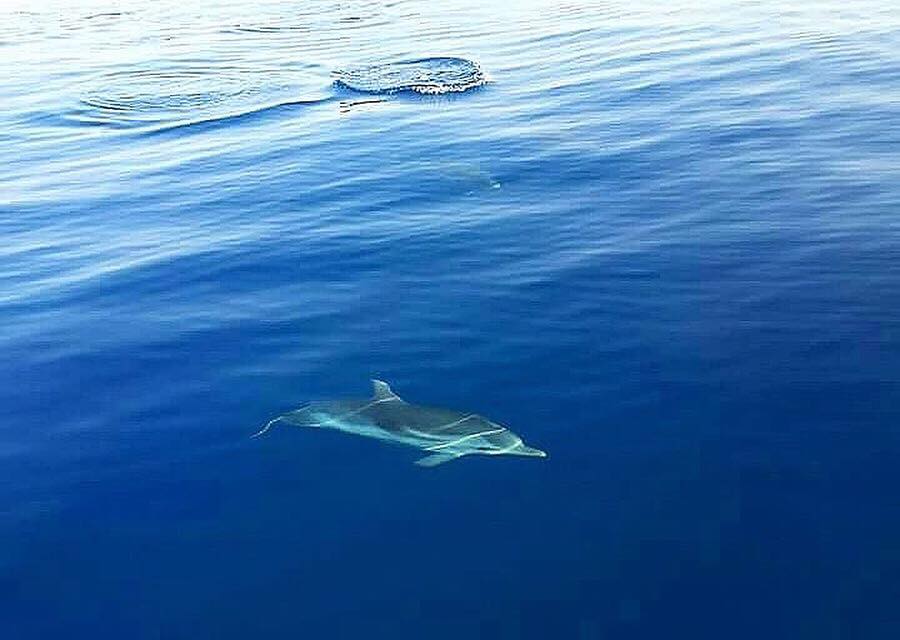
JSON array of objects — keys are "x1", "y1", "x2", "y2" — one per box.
[{"x1": 255, "y1": 380, "x2": 547, "y2": 467}]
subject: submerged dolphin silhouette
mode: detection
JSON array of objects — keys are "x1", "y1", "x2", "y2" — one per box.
[{"x1": 254, "y1": 380, "x2": 547, "y2": 467}]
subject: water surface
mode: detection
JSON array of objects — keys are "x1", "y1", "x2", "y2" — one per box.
[{"x1": 2, "y1": 1, "x2": 900, "y2": 638}]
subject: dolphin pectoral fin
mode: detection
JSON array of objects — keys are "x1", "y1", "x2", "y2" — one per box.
[{"x1": 414, "y1": 452, "x2": 462, "y2": 467}]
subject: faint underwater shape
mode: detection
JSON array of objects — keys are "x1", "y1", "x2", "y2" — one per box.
[
  {"x1": 254, "y1": 380, "x2": 545, "y2": 467},
  {"x1": 429, "y1": 161, "x2": 502, "y2": 193},
  {"x1": 333, "y1": 57, "x2": 487, "y2": 95}
]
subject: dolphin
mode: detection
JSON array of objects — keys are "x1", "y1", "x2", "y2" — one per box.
[{"x1": 253, "y1": 380, "x2": 547, "y2": 467}]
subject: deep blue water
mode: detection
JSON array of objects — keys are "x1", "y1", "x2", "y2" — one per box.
[{"x1": 3, "y1": 1, "x2": 900, "y2": 637}]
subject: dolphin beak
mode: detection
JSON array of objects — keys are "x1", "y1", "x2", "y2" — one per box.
[{"x1": 518, "y1": 445, "x2": 547, "y2": 458}]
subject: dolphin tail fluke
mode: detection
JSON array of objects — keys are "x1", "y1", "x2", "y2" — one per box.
[
  {"x1": 251, "y1": 416, "x2": 282, "y2": 439},
  {"x1": 414, "y1": 452, "x2": 462, "y2": 467}
]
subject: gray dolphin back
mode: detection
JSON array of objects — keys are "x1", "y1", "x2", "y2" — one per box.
[{"x1": 257, "y1": 379, "x2": 547, "y2": 466}]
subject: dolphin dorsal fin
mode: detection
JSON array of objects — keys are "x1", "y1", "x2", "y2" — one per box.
[{"x1": 372, "y1": 379, "x2": 401, "y2": 402}]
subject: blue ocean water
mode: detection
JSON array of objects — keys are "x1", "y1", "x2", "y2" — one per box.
[{"x1": 2, "y1": 0, "x2": 900, "y2": 637}]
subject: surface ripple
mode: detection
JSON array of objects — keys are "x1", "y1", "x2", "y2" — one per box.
[
  {"x1": 333, "y1": 57, "x2": 486, "y2": 94},
  {"x1": 76, "y1": 64, "x2": 331, "y2": 128}
]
